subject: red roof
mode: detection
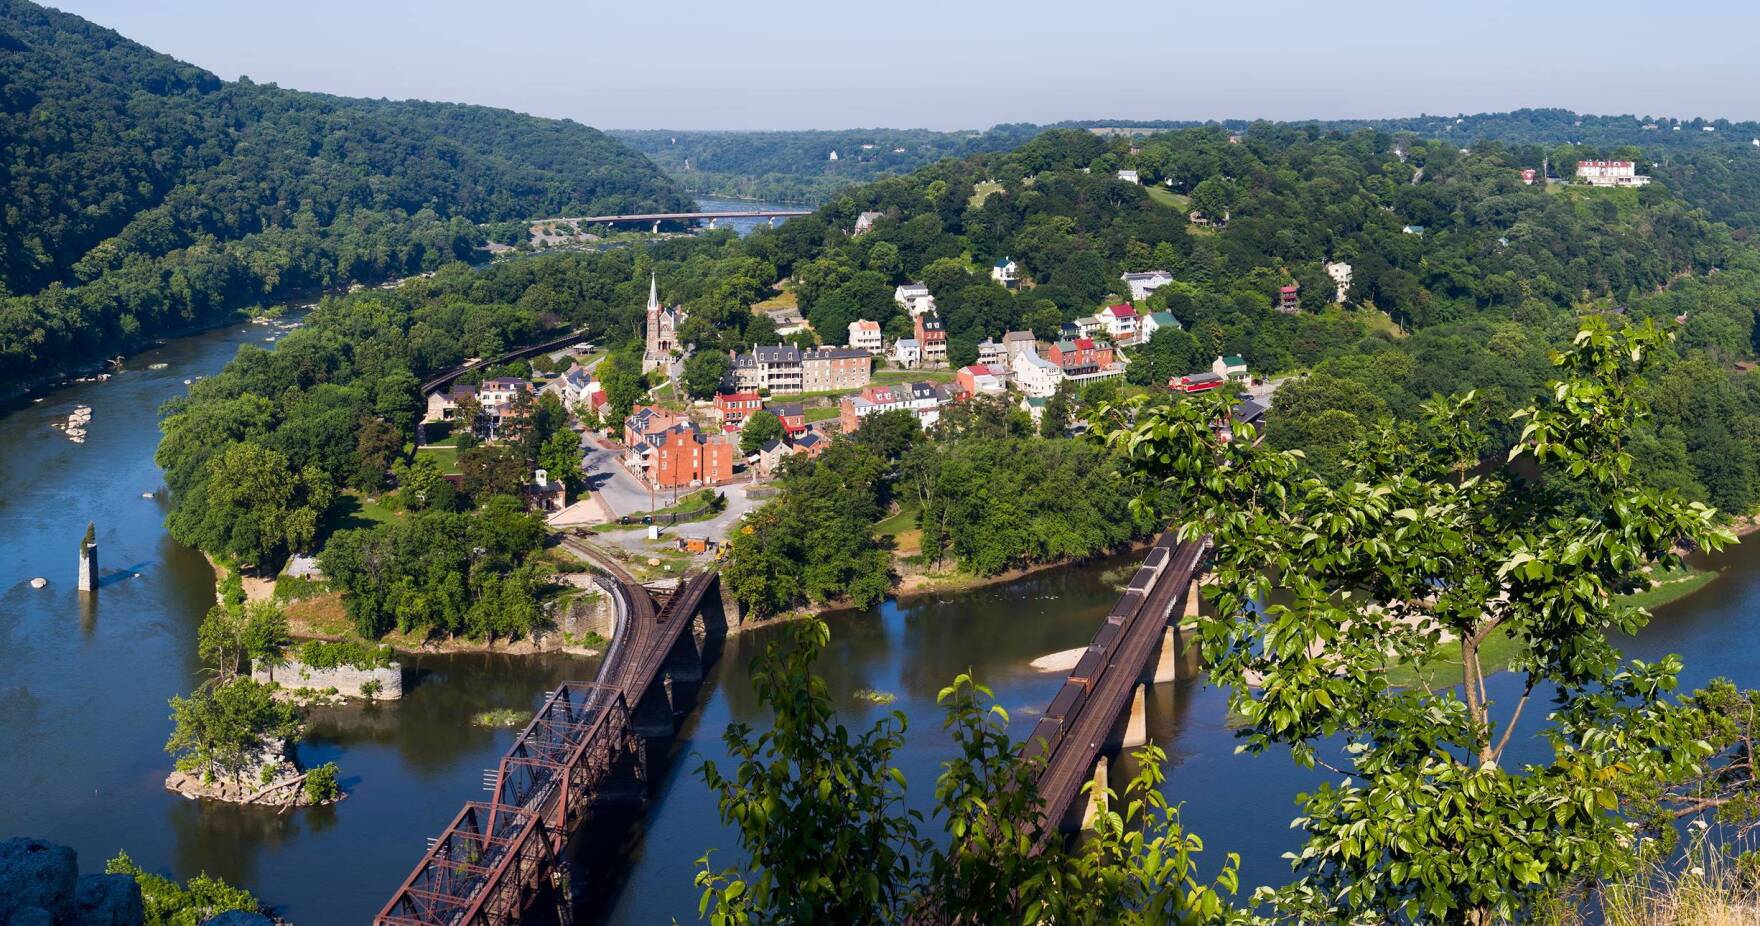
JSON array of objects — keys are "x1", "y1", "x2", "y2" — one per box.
[
  {"x1": 1074, "y1": 337, "x2": 1097, "y2": 350},
  {"x1": 1103, "y1": 303, "x2": 1137, "y2": 318},
  {"x1": 1279, "y1": 285, "x2": 1298, "y2": 294}
]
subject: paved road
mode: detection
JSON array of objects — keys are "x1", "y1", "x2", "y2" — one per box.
[
  {"x1": 591, "y1": 482, "x2": 762, "y2": 554},
  {"x1": 580, "y1": 434, "x2": 654, "y2": 517}
]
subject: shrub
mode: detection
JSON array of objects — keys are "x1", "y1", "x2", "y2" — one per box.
[{"x1": 302, "y1": 762, "x2": 341, "y2": 803}]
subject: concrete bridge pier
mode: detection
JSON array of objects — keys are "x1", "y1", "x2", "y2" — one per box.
[
  {"x1": 1143, "y1": 625, "x2": 1180, "y2": 685},
  {"x1": 1108, "y1": 683, "x2": 1149, "y2": 750},
  {"x1": 663, "y1": 635, "x2": 703, "y2": 683},
  {"x1": 1077, "y1": 755, "x2": 1110, "y2": 833},
  {"x1": 651, "y1": 221, "x2": 661, "y2": 234},
  {"x1": 631, "y1": 684, "x2": 676, "y2": 738}
]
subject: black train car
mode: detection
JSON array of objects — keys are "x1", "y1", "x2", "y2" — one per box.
[
  {"x1": 1142, "y1": 545, "x2": 1170, "y2": 574},
  {"x1": 1023, "y1": 715, "x2": 1064, "y2": 762},
  {"x1": 1091, "y1": 621, "x2": 1121, "y2": 654},
  {"x1": 1069, "y1": 647, "x2": 1107, "y2": 692},
  {"x1": 1109, "y1": 588, "x2": 1144, "y2": 623},
  {"x1": 1044, "y1": 680, "x2": 1087, "y2": 725}
]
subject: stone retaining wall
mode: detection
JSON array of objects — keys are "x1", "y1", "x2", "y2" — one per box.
[{"x1": 252, "y1": 657, "x2": 403, "y2": 700}]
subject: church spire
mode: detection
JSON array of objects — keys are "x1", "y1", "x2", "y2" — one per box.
[{"x1": 647, "y1": 273, "x2": 659, "y2": 314}]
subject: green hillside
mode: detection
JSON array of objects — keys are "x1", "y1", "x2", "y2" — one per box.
[{"x1": 0, "y1": 0, "x2": 691, "y2": 391}]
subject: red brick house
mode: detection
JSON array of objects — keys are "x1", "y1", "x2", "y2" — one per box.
[
  {"x1": 714, "y1": 390, "x2": 762, "y2": 425},
  {"x1": 651, "y1": 427, "x2": 737, "y2": 489}
]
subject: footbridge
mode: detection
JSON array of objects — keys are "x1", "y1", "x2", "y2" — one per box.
[
  {"x1": 375, "y1": 541, "x2": 723, "y2": 925},
  {"x1": 1025, "y1": 532, "x2": 1208, "y2": 836}
]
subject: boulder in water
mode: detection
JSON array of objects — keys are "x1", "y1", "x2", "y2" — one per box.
[{"x1": 29, "y1": 577, "x2": 46, "y2": 589}]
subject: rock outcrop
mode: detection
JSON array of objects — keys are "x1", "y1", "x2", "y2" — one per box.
[{"x1": 0, "y1": 837, "x2": 143, "y2": 926}]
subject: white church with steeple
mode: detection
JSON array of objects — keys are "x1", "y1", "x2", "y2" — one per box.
[{"x1": 642, "y1": 273, "x2": 686, "y2": 374}]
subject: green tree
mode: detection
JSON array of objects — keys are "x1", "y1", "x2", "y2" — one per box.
[
  {"x1": 538, "y1": 428, "x2": 584, "y2": 490},
  {"x1": 684, "y1": 350, "x2": 733, "y2": 399},
  {"x1": 1104, "y1": 319, "x2": 1733, "y2": 923},
  {"x1": 740, "y1": 410, "x2": 784, "y2": 456},
  {"x1": 166, "y1": 442, "x2": 332, "y2": 569},
  {"x1": 695, "y1": 620, "x2": 1245, "y2": 925},
  {"x1": 1040, "y1": 384, "x2": 1072, "y2": 438},
  {"x1": 351, "y1": 417, "x2": 404, "y2": 493},
  {"x1": 165, "y1": 679, "x2": 300, "y2": 786}
]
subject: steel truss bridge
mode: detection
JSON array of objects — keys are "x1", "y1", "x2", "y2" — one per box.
[{"x1": 375, "y1": 554, "x2": 722, "y2": 926}]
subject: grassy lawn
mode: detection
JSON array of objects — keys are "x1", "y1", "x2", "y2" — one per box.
[
  {"x1": 1386, "y1": 567, "x2": 1716, "y2": 688},
  {"x1": 873, "y1": 368, "x2": 954, "y2": 385},
  {"x1": 1620, "y1": 566, "x2": 1717, "y2": 611},
  {"x1": 417, "y1": 443, "x2": 461, "y2": 472},
  {"x1": 804, "y1": 405, "x2": 840, "y2": 423},
  {"x1": 324, "y1": 490, "x2": 400, "y2": 533},
  {"x1": 875, "y1": 498, "x2": 923, "y2": 556},
  {"x1": 1145, "y1": 186, "x2": 1190, "y2": 211},
  {"x1": 753, "y1": 281, "x2": 799, "y2": 311},
  {"x1": 969, "y1": 180, "x2": 1004, "y2": 208}
]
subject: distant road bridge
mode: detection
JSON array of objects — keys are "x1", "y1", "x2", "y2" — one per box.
[
  {"x1": 375, "y1": 543, "x2": 725, "y2": 926},
  {"x1": 540, "y1": 209, "x2": 813, "y2": 232}
]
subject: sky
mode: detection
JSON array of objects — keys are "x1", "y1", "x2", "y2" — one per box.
[{"x1": 45, "y1": 0, "x2": 1760, "y2": 131}]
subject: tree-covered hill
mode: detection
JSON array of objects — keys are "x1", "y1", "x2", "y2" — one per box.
[
  {"x1": 609, "y1": 126, "x2": 1047, "y2": 203},
  {"x1": 0, "y1": 0, "x2": 691, "y2": 392}
]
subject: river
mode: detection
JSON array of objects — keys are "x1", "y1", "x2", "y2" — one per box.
[{"x1": 0, "y1": 313, "x2": 1754, "y2": 922}]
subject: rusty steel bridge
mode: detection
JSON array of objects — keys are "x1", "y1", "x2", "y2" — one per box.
[
  {"x1": 375, "y1": 530, "x2": 1206, "y2": 923},
  {"x1": 375, "y1": 544, "x2": 723, "y2": 926}
]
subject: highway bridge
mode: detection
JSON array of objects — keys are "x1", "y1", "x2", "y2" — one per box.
[
  {"x1": 375, "y1": 541, "x2": 724, "y2": 926},
  {"x1": 540, "y1": 209, "x2": 813, "y2": 232},
  {"x1": 1025, "y1": 532, "x2": 1207, "y2": 835}
]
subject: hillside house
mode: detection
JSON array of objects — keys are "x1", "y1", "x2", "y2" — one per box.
[
  {"x1": 893, "y1": 283, "x2": 936, "y2": 316},
  {"x1": 1170, "y1": 371, "x2": 1227, "y2": 394},
  {"x1": 914, "y1": 312, "x2": 948, "y2": 366},
  {"x1": 991, "y1": 257, "x2": 1020, "y2": 289},
  {"x1": 1213, "y1": 355, "x2": 1249, "y2": 381},
  {"x1": 1277, "y1": 284, "x2": 1300, "y2": 314},
  {"x1": 839, "y1": 381, "x2": 952, "y2": 432},
  {"x1": 1047, "y1": 337, "x2": 1118, "y2": 381},
  {"x1": 955, "y1": 363, "x2": 1007, "y2": 397},
  {"x1": 649, "y1": 426, "x2": 737, "y2": 489},
  {"x1": 1140, "y1": 311, "x2": 1180, "y2": 340},
  {"x1": 893, "y1": 338, "x2": 922, "y2": 368},
  {"x1": 854, "y1": 211, "x2": 883, "y2": 235},
  {"x1": 1098, "y1": 303, "x2": 1139, "y2": 341},
  {"x1": 1002, "y1": 330, "x2": 1038, "y2": 362},
  {"x1": 729, "y1": 344, "x2": 871, "y2": 395},
  {"x1": 976, "y1": 338, "x2": 1007, "y2": 366},
  {"x1": 1576, "y1": 160, "x2": 1651, "y2": 187},
  {"x1": 764, "y1": 402, "x2": 807, "y2": 436},
  {"x1": 1120, "y1": 270, "x2": 1174, "y2": 303},
  {"x1": 714, "y1": 390, "x2": 762, "y2": 426},
  {"x1": 847, "y1": 319, "x2": 884, "y2": 354},
  {"x1": 1012, "y1": 349, "x2": 1064, "y2": 398}
]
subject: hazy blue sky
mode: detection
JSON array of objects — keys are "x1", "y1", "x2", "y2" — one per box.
[{"x1": 47, "y1": 0, "x2": 1760, "y2": 130}]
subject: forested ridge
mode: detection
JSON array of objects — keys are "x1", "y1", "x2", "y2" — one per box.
[{"x1": 0, "y1": 0, "x2": 690, "y2": 392}]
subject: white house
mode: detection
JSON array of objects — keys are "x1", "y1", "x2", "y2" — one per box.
[
  {"x1": 854, "y1": 211, "x2": 882, "y2": 235},
  {"x1": 847, "y1": 319, "x2": 884, "y2": 354},
  {"x1": 1120, "y1": 270, "x2": 1173, "y2": 303},
  {"x1": 1575, "y1": 160, "x2": 1651, "y2": 187},
  {"x1": 976, "y1": 338, "x2": 1007, "y2": 367},
  {"x1": 1012, "y1": 349, "x2": 1064, "y2": 398},
  {"x1": 991, "y1": 257, "x2": 1020, "y2": 289},
  {"x1": 1212, "y1": 354, "x2": 1249, "y2": 381},
  {"x1": 1073, "y1": 315, "x2": 1105, "y2": 338},
  {"x1": 540, "y1": 363, "x2": 598, "y2": 407},
  {"x1": 1116, "y1": 169, "x2": 1140, "y2": 184},
  {"x1": 892, "y1": 338, "x2": 922, "y2": 368},
  {"x1": 1324, "y1": 262, "x2": 1353, "y2": 303},
  {"x1": 893, "y1": 283, "x2": 936, "y2": 316},
  {"x1": 1139, "y1": 310, "x2": 1180, "y2": 340},
  {"x1": 1098, "y1": 304, "x2": 1139, "y2": 342}
]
